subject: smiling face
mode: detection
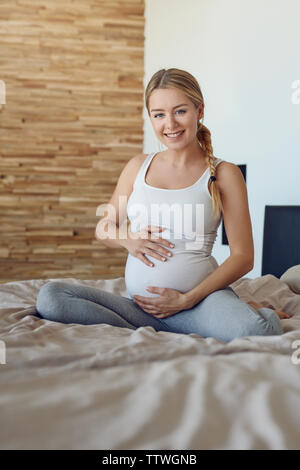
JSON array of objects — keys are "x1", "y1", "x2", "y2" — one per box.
[{"x1": 148, "y1": 87, "x2": 204, "y2": 150}]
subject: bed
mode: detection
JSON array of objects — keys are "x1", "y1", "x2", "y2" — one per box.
[{"x1": 0, "y1": 206, "x2": 300, "y2": 450}]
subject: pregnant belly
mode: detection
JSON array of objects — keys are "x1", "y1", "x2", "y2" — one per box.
[{"x1": 125, "y1": 245, "x2": 219, "y2": 299}]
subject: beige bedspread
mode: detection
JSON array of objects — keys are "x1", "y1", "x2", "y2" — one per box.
[{"x1": 0, "y1": 274, "x2": 300, "y2": 450}]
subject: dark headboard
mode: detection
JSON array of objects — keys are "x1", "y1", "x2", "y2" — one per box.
[{"x1": 261, "y1": 205, "x2": 300, "y2": 278}]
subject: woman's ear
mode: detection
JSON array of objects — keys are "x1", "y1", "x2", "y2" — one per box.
[{"x1": 197, "y1": 103, "x2": 204, "y2": 120}]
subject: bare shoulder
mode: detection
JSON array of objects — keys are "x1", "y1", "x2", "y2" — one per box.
[
  {"x1": 119, "y1": 152, "x2": 145, "y2": 174},
  {"x1": 214, "y1": 161, "x2": 245, "y2": 194},
  {"x1": 114, "y1": 152, "x2": 148, "y2": 196},
  {"x1": 130, "y1": 152, "x2": 148, "y2": 168},
  {"x1": 124, "y1": 152, "x2": 148, "y2": 184},
  {"x1": 124, "y1": 152, "x2": 147, "y2": 170}
]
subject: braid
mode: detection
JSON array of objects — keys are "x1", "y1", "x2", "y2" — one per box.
[{"x1": 197, "y1": 121, "x2": 223, "y2": 219}]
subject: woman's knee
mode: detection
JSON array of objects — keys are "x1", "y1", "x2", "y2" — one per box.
[
  {"x1": 251, "y1": 307, "x2": 283, "y2": 336},
  {"x1": 200, "y1": 291, "x2": 283, "y2": 341},
  {"x1": 235, "y1": 304, "x2": 283, "y2": 338},
  {"x1": 36, "y1": 281, "x2": 65, "y2": 320},
  {"x1": 213, "y1": 288, "x2": 283, "y2": 337}
]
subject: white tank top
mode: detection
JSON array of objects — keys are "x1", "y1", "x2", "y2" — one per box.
[{"x1": 125, "y1": 152, "x2": 224, "y2": 299}]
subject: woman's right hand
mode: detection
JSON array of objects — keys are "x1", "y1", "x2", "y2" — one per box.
[{"x1": 124, "y1": 225, "x2": 175, "y2": 267}]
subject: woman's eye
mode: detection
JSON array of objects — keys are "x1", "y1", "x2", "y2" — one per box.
[{"x1": 153, "y1": 109, "x2": 186, "y2": 118}]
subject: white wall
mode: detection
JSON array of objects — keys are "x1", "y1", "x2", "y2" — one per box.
[{"x1": 143, "y1": 0, "x2": 300, "y2": 278}]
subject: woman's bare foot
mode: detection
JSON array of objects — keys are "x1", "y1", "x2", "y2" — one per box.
[{"x1": 247, "y1": 301, "x2": 291, "y2": 319}]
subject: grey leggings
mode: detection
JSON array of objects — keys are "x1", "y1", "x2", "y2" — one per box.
[{"x1": 35, "y1": 281, "x2": 283, "y2": 343}]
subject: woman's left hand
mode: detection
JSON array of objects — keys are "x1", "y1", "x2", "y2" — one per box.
[{"x1": 133, "y1": 287, "x2": 188, "y2": 319}]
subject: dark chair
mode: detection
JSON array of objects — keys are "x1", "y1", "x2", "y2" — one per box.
[{"x1": 261, "y1": 205, "x2": 300, "y2": 278}]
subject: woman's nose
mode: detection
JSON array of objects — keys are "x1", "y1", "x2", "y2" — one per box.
[{"x1": 166, "y1": 115, "x2": 177, "y2": 129}]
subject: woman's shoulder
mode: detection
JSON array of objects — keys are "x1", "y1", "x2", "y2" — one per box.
[
  {"x1": 214, "y1": 159, "x2": 245, "y2": 192},
  {"x1": 214, "y1": 157, "x2": 238, "y2": 171},
  {"x1": 131, "y1": 152, "x2": 149, "y2": 165},
  {"x1": 138, "y1": 152, "x2": 150, "y2": 164},
  {"x1": 213, "y1": 155, "x2": 236, "y2": 169},
  {"x1": 125, "y1": 153, "x2": 150, "y2": 187},
  {"x1": 213, "y1": 155, "x2": 227, "y2": 165},
  {"x1": 127, "y1": 152, "x2": 149, "y2": 169},
  {"x1": 116, "y1": 153, "x2": 148, "y2": 191}
]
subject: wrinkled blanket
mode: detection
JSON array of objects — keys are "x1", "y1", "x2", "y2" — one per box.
[{"x1": 0, "y1": 274, "x2": 299, "y2": 450}]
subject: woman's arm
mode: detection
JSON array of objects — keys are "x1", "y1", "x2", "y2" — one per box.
[
  {"x1": 183, "y1": 253, "x2": 253, "y2": 309},
  {"x1": 183, "y1": 162, "x2": 254, "y2": 309},
  {"x1": 95, "y1": 153, "x2": 144, "y2": 249}
]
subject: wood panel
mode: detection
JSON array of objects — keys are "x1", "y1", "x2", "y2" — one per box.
[{"x1": 0, "y1": 0, "x2": 145, "y2": 283}]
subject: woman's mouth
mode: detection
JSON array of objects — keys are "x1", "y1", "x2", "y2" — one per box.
[{"x1": 164, "y1": 130, "x2": 185, "y2": 139}]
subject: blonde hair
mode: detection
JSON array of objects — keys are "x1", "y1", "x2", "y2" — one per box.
[{"x1": 145, "y1": 68, "x2": 223, "y2": 219}]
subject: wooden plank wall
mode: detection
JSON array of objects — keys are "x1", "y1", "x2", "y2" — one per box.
[{"x1": 0, "y1": 0, "x2": 145, "y2": 284}]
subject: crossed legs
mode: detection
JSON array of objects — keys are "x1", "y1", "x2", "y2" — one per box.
[{"x1": 36, "y1": 281, "x2": 283, "y2": 342}]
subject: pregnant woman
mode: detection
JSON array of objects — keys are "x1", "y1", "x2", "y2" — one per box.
[{"x1": 36, "y1": 68, "x2": 287, "y2": 342}]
